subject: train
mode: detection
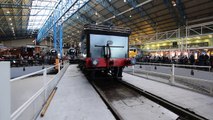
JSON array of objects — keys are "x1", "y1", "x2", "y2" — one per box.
[
  {"x1": 129, "y1": 47, "x2": 138, "y2": 58},
  {"x1": 79, "y1": 24, "x2": 135, "y2": 79},
  {"x1": 129, "y1": 47, "x2": 143, "y2": 61},
  {"x1": 67, "y1": 47, "x2": 78, "y2": 63}
]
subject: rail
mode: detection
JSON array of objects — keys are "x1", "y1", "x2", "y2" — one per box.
[
  {"x1": 9, "y1": 60, "x2": 69, "y2": 120},
  {"x1": 126, "y1": 63, "x2": 213, "y2": 96}
]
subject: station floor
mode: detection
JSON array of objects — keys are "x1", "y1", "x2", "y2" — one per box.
[
  {"x1": 37, "y1": 65, "x2": 213, "y2": 120},
  {"x1": 37, "y1": 65, "x2": 115, "y2": 120}
]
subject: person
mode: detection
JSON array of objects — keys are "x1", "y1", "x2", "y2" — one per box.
[
  {"x1": 189, "y1": 53, "x2": 195, "y2": 65},
  {"x1": 204, "y1": 54, "x2": 209, "y2": 66}
]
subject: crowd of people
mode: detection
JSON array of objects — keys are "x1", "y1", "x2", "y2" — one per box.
[
  {"x1": 140, "y1": 53, "x2": 213, "y2": 67},
  {"x1": 0, "y1": 51, "x2": 59, "y2": 67}
]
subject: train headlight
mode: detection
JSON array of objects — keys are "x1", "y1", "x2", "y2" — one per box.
[
  {"x1": 92, "y1": 59, "x2": 99, "y2": 66},
  {"x1": 131, "y1": 58, "x2": 136, "y2": 65}
]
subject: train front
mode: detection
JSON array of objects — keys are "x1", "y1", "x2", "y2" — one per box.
[{"x1": 79, "y1": 24, "x2": 134, "y2": 79}]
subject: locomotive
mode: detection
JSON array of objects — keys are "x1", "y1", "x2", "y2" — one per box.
[
  {"x1": 67, "y1": 47, "x2": 77, "y2": 63},
  {"x1": 79, "y1": 24, "x2": 135, "y2": 79}
]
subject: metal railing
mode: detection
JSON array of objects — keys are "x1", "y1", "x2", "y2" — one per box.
[
  {"x1": 10, "y1": 61, "x2": 69, "y2": 120},
  {"x1": 136, "y1": 62, "x2": 211, "y2": 71},
  {"x1": 125, "y1": 62, "x2": 213, "y2": 96}
]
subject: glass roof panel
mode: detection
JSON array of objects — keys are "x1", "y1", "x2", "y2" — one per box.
[{"x1": 27, "y1": 0, "x2": 58, "y2": 30}]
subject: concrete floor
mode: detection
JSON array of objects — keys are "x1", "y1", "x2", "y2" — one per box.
[{"x1": 37, "y1": 65, "x2": 115, "y2": 120}]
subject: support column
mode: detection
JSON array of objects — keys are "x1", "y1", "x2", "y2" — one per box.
[
  {"x1": 0, "y1": 62, "x2": 10, "y2": 120},
  {"x1": 59, "y1": 24, "x2": 63, "y2": 59},
  {"x1": 53, "y1": 23, "x2": 57, "y2": 50}
]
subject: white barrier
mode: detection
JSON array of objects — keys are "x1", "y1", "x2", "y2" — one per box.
[
  {"x1": 127, "y1": 64, "x2": 213, "y2": 96},
  {"x1": 8, "y1": 61, "x2": 69, "y2": 120},
  {"x1": 0, "y1": 62, "x2": 10, "y2": 120}
]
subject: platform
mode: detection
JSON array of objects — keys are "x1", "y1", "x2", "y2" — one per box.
[
  {"x1": 122, "y1": 73, "x2": 213, "y2": 120},
  {"x1": 37, "y1": 65, "x2": 115, "y2": 120}
]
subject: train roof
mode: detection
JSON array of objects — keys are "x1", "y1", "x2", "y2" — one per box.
[{"x1": 83, "y1": 24, "x2": 131, "y2": 35}]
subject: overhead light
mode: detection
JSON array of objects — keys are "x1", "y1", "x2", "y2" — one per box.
[
  {"x1": 124, "y1": 0, "x2": 126, "y2": 2},
  {"x1": 77, "y1": 16, "x2": 79, "y2": 19},
  {"x1": 129, "y1": 14, "x2": 132, "y2": 18},
  {"x1": 208, "y1": 35, "x2": 212, "y2": 38},
  {"x1": 172, "y1": 1, "x2": 176, "y2": 6},
  {"x1": 7, "y1": 11, "x2": 10, "y2": 14},
  {"x1": 95, "y1": 11, "x2": 98, "y2": 16},
  {"x1": 9, "y1": 18, "x2": 12, "y2": 20},
  {"x1": 10, "y1": 23, "x2": 13, "y2": 26},
  {"x1": 11, "y1": 27, "x2": 14, "y2": 29}
]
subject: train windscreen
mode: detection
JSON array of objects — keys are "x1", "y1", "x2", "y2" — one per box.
[{"x1": 90, "y1": 34, "x2": 128, "y2": 58}]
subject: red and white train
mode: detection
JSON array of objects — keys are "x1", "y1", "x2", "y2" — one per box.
[{"x1": 79, "y1": 24, "x2": 135, "y2": 79}]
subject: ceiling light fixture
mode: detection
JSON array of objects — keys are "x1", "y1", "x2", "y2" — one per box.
[
  {"x1": 9, "y1": 18, "x2": 12, "y2": 20},
  {"x1": 124, "y1": 0, "x2": 126, "y2": 2},
  {"x1": 7, "y1": 11, "x2": 10, "y2": 14},
  {"x1": 172, "y1": 1, "x2": 176, "y2": 6},
  {"x1": 77, "y1": 16, "x2": 79, "y2": 19},
  {"x1": 129, "y1": 14, "x2": 132, "y2": 18},
  {"x1": 208, "y1": 35, "x2": 212, "y2": 38},
  {"x1": 95, "y1": 11, "x2": 98, "y2": 16},
  {"x1": 10, "y1": 23, "x2": 13, "y2": 26}
]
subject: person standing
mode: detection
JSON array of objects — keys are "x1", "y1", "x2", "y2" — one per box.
[{"x1": 189, "y1": 53, "x2": 195, "y2": 65}]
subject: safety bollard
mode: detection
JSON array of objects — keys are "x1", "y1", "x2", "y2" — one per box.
[
  {"x1": 43, "y1": 68, "x2": 47, "y2": 100},
  {"x1": 58, "y1": 63, "x2": 60, "y2": 73},
  {"x1": 132, "y1": 65, "x2": 135, "y2": 74},
  {"x1": 170, "y1": 64, "x2": 175, "y2": 85},
  {"x1": 210, "y1": 87, "x2": 213, "y2": 95}
]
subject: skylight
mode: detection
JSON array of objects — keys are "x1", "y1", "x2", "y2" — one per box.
[{"x1": 27, "y1": 0, "x2": 58, "y2": 30}]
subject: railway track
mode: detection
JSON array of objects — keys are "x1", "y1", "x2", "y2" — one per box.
[{"x1": 89, "y1": 76, "x2": 207, "y2": 120}]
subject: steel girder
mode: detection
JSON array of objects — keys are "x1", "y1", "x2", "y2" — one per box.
[
  {"x1": 164, "y1": 0, "x2": 181, "y2": 27},
  {"x1": 126, "y1": 0, "x2": 156, "y2": 32},
  {"x1": 176, "y1": 0, "x2": 187, "y2": 26},
  {"x1": 37, "y1": 0, "x2": 91, "y2": 43}
]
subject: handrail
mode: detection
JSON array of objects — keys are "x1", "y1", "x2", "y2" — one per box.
[
  {"x1": 136, "y1": 62, "x2": 211, "y2": 69},
  {"x1": 127, "y1": 64, "x2": 213, "y2": 95},
  {"x1": 174, "y1": 64, "x2": 211, "y2": 69},
  {"x1": 10, "y1": 61, "x2": 69, "y2": 120},
  {"x1": 10, "y1": 65, "x2": 56, "y2": 82},
  {"x1": 11, "y1": 87, "x2": 44, "y2": 120},
  {"x1": 136, "y1": 62, "x2": 172, "y2": 66}
]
